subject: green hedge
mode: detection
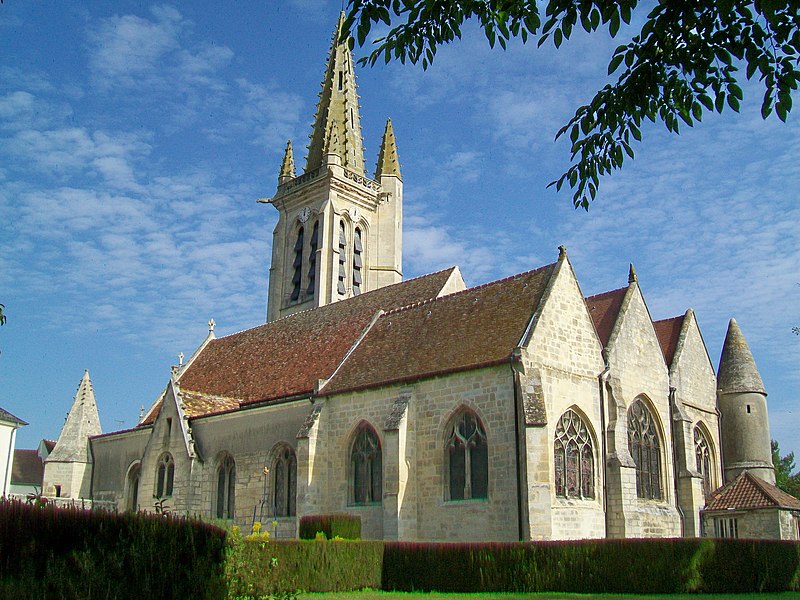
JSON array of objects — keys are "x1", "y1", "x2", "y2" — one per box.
[
  {"x1": 0, "y1": 499, "x2": 227, "y2": 600},
  {"x1": 298, "y1": 513, "x2": 361, "y2": 540}
]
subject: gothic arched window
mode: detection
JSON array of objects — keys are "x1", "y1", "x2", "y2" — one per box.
[
  {"x1": 628, "y1": 400, "x2": 662, "y2": 500},
  {"x1": 291, "y1": 227, "x2": 304, "y2": 301},
  {"x1": 352, "y1": 227, "x2": 363, "y2": 295},
  {"x1": 694, "y1": 426, "x2": 713, "y2": 497},
  {"x1": 155, "y1": 453, "x2": 174, "y2": 499},
  {"x1": 351, "y1": 424, "x2": 382, "y2": 504},
  {"x1": 127, "y1": 463, "x2": 141, "y2": 511},
  {"x1": 445, "y1": 409, "x2": 488, "y2": 501},
  {"x1": 215, "y1": 454, "x2": 236, "y2": 519},
  {"x1": 307, "y1": 221, "x2": 318, "y2": 298},
  {"x1": 273, "y1": 446, "x2": 297, "y2": 517},
  {"x1": 554, "y1": 409, "x2": 595, "y2": 499},
  {"x1": 337, "y1": 221, "x2": 347, "y2": 295}
]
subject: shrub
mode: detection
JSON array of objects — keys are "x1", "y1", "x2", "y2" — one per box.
[
  {"x1": 0, "y1": 499, "x2": 227, "y2": 599},
  {"x1": 298, "y1": 513, "x2": 361, "y2": 540}
]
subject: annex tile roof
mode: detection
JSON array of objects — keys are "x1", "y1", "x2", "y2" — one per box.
[
  {"x1": 173, "y1": 268, "x2": 460, "y2": 410},
  {"x1": 654, "y1": 314, "x2": 685, "y2": 367},
  {"x1": 0, "y1": 407, "x2": 27, "y2": 426},
  {"x1": 11, "y1": 449, "x2": 44, "y2": 486},
  {"x1": 585, "y1": 287, "x2": 627, "y2": 347},
  {"x1": 704, "y1": 470, "x2": 800, "y2": 511},
  {"x1": 321, "y1": 264, "x2": 556, "y2": 396}
]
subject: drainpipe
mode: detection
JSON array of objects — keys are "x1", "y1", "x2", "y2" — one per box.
[
  {"x1": 668, "y1": 385, "x2": 686, "y2": 537},
  {"x1": 597, "y1": 351, "x2": 610, "y2": 536},
  {"x1": 511, "y1": 353, "x2": 527, "y2": 541}
]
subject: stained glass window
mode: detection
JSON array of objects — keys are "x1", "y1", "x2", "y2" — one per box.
[
  {"x1": 274, "y1": 446, "x2": 297, "y2": 517},
  {"x1": 216, "y1": 455, "x2": 235, "y2": 519},
  {"x1": 628, "y1": 400, "x2": 662, "y2": 500},
  {"x1": 694, "y1": 426, "x2": 713, "y2": 497},
  {"x1": 156, "y1": 453, "x2": 174, "y2": 498},
  {"x1": 553, "y1": 409, "x2": 595, "y2": 499},
  {"x1": 446, "y1": 410, "x2": 488, "y2": 500},
  {"x1": 352, "y1": 426, "x2": 382, "y2": 504}
]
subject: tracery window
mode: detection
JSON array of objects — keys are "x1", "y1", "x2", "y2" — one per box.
[
  {"x1": 554, "y1": 409, "x2": 595, "y2": 499},
  {"x1": 337, "y1": 221, "x2": 347, "y2": 295},
  {"x1": 352, "y1": 227, "x2": 363, "y2": 295},
  {"x1": 215, "y1": 454, "x2": 236, "y2": 519},
  {"x1": 351, "y1": 425, "x2": 382, "y2": 504},
  {"x1": 291, "y1": 227, "x2": 304, "y2": 301},
  {"x1": 628, "y1": 400, "x2": 662, "y2": 500},
  {"x1": 273, "y1": 446, "x2": 297, "y2": 517},
  {"x1": 307, "y1": 221, "x2": 318, "y2": 298},
  {"x1": 155, "y1": 453, "x2": 174, "y2": 498},
  {"x1": 694, "y1": 426, "x2": 713, "y2": 497},
  {"x1": 445, "y1": 409, "x2": 488, "y2": 501}
]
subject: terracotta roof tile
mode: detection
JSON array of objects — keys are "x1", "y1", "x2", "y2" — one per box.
[
  {"x1": 175, "y1": 269, "x2": 459, "y2": 408},
  {"x1": 653, "y1": 315, "x2": 685, "y2": 366},
  {"x1": 705, "y1": 471, "x2": 800, "y2": 511},
  {"x1": 180, "y1": 390, "x2": 240, "y2": 418},
  {"x1": 585, "y1": 287, "x2": 627, "y2": 347},
  {"x1": 322, "y1": 264, "x2": 556, "y2": 395},
  {"x1": 11, "y1": 449, "x2": 44, "y2": 486}
]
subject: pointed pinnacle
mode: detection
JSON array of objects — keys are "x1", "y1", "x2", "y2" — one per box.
[
  {"x1": 375, "y1": 118, "x2": 401, "y2": 178},
  {"x1": 279, "y1": 140, "x2": 295, "y2": 182},
  {"x1": 718, "y1": 318, "x2": 767, "y2": 394},
  {"x1": 628, "y1": 263, "x2": 638, "y2": 284}
]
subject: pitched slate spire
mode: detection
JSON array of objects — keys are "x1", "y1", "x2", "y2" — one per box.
[
  {"x1": 375, "y1": 118, "x2": 401, "y2": 178},
  {"x1": 305, "y1": 12, "x2": 365, "y2": 174},
  {"x1": 279, "y1": 140, "x2": 295, "y2": 184},
  {"x1": 47, "y1": 370, "x2": 102, "y2": 462},
  {"x1": 718, "y1": 318, "x2": 766, "y2": 394}
]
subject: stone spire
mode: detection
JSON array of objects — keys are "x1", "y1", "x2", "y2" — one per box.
[
  {"x1": 628, "y1": 263, "x2": 638, "y2": 284},
  {"x1": 305, "y1": 12, "x2": 365, "y2": 174},
  {"x1": 279, "y1": 140, "x2": 295, "y2": 184},
  {"x1": 47, "y1": 370, "x2": 102, "y2": 463},
  {"x1": 375, "y1": 118, "x2": 401, "y2": 178},
  {"x1": 718, "y1": 318, "x2": 766, "y2": 395}
]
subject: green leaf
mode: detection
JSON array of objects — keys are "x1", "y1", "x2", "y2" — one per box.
[
  {"x1": 554, "y1": 28, "x2": 563, "y2": 48},
  {"x1": 608, "y1": 54, "x2": 624, "y2": 75}
]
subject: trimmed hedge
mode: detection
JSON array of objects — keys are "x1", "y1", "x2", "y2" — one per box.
[
  {"x1": 0, "y1": 499, "x2": 227, "y2": 599},
  {"x1": 299, "y1": 513, "x2": 361, "y2": 540}
]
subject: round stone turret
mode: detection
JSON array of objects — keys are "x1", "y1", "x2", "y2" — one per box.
[{"x1": 717, "y1": 319, "x2": 774, "y2": 485}]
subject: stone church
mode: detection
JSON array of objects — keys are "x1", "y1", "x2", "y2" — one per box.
[{"x1": 44, "y1": 15, "x2": 800, "y2": 541}]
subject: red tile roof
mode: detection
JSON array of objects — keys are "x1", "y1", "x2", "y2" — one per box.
[
  {"x1": 704, "y1": 470, "x2": 800, "y2": 511},
  {"x1": 585, "y1": 287, "x2": 627, "y2": 347},
  {"x1": 11, "y1": 449, "x2": 44, "y2": 486},
  {"x1": 173, "y1": 268, "x2": 459, "y2": 409},
  {"x1": 321, "y1": 264, "x2": 556, "y2": 396},
  {"x1": 653, "y1": 315, "x2": 685, "y2": 366}
]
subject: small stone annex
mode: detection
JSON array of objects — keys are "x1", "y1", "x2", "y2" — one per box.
[{"x1": 37, "y1": 14, "x2": 799, "y2": 541}]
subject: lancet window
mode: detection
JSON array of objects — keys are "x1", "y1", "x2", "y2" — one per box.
[
  {"x1": 215, "y1": 454, "x2": 236, "y2": 519},
  {"x1": 554, "y1": 409, "x2": 595, "y2": 499},
  {"x1": 307, "y1": 221, "x2": 318, "y2": 298},
  {"x1": 337, "y1": 221, "x2": 347, "y2": 295},
  {"x1": 352, "y1": 227, "x2": 363, "y2": 295},
  {"x1": 155, "y1": 453, "x2": 174, "y2": 499},
  {"x1": 291, "y1": 227, "x2": 304, "y2": 301},
  {"x1": 351, "y1": 425, "x2": 382, "y2": 504},
  {"x1": 273, "y1": 446, "x2": 297, "y2": 517},
  {"x1": 694, "y1": 426, "x2": 713, "y2": 497},
  {"x1": 445, "y1": 409, "x2": 488, "y2": 501},
  {"x1": 127, "y1": 463, "x2": 141, "y2": 511},
  {"x1": 628, "y1": 400, "x2": 662, "y2": 500}
]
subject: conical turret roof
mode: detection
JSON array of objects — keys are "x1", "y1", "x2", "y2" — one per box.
[
  {"x1": 375, "y1": 118, "x2": 401, "y2": 178},
  {"x1": 718, "y1": 319, "x2": 766, "y2": 395},
  {"x1": 305, "y1": 12, "x2": 365, "y2": 174},
  {"x1": 47, "y1": 370, "x2": 102, "y2": 462}
]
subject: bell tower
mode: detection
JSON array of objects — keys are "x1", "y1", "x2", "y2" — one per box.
[{"x1": 263, "y1": 13, "x2": 403, "y2": 322}]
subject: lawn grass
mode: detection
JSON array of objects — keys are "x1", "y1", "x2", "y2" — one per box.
[{"x1": 304, "y1": 592, "x2": 800, "y2": 600}]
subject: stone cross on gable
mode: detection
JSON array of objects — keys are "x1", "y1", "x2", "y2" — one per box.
[{"x1": 208, "y1": 318, "x2": 215, "y2": 333}]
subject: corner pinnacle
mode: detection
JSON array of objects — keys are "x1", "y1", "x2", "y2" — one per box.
[{"x1": 375, "y1": 118, "x2": 401, "y2": 178}]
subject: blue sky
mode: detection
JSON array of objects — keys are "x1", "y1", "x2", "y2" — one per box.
[{"x1": 2, "y1": 2, "x2": 798, "y2": 461}]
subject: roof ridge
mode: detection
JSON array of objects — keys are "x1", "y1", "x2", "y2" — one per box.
[
  {"x1": 653, "y1": 314, "x2": 685, "y2": 325},
  {"x1": 380, "y1": 263, "x2": 555, "y2": 317},
  {"x1": 585, "y1": 285, "x2": 627, "y2": 302}
]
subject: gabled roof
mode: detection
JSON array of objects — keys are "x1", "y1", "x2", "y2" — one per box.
[
  {"x1": 0, "y1": 407, "x2": 27, "y2": 426},
  {"x1": 704, "y1": 470, "x2": 800, "y2": 511},
  {"x1": 653, "y1": 314, "x2": 685, "y2": 367},
  {"x1": 172, "y1": 268, "x2": 460, "y2": 411},
  {"x1": 585, "y1": 287, "x2": 627, "y2": 347},
  {"x1": 11, "y1": 449, "x2": 44, "y2": 486},
  {"x1": 321, "y1": 264, "x2": 556, "y2": 396}
]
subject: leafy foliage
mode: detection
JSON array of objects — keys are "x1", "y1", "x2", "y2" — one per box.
[
  {"x1": 299, "y1": 513, "x2": 362, "y2": 540},
  {"x1": 772, "y1": 439, "x2": 800, "y2": 498},
  {"x1": 345, "y1": 0, "x2": 800, "y2": 209}
]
